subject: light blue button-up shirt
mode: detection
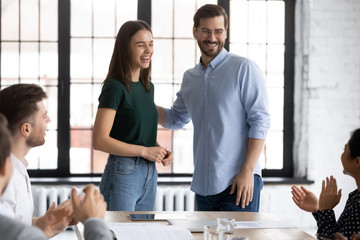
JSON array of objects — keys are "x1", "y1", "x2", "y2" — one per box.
[{"x1": 164, "y1": 49, "x2": 270, "y2": 196}]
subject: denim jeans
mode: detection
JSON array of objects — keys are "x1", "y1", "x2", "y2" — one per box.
[
  {"x1": 195, "y1": 174, "x2": 263, "y2": 212},
  {"x1": 99, "y1": 155, "x2": 157, "y2": 211}
]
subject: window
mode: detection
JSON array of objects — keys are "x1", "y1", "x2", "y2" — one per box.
[{"x1": 0, "y1": 0, "x2": 294, "y2": 177}]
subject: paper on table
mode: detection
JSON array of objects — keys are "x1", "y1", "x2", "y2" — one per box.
[
  {"x1": 234, "y1": 221, "x2": 296, "y2": 229},
  {"x1": 107, "y1": 222, "x2": 195, "y2": 240}
]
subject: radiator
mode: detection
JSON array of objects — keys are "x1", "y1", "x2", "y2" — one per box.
[{"x1": 32, "y1": 185, "x2": 195, "y2": 217}]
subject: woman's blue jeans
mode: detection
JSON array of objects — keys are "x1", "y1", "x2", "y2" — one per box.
[{"x1": 99, "y1": 155, "x2": 157, "y2": 211}]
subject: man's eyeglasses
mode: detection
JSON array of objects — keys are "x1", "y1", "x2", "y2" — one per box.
[{"x1": 197, "y1": 28, "x2": 226, "y2": 37}]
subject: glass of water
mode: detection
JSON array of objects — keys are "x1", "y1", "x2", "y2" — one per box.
[
  {"x1": 204, "y1": 225, "x2": 223, "y2": 240},
  {"x1": 217, "y1": 218, "x2": 235, "y2": 234}
]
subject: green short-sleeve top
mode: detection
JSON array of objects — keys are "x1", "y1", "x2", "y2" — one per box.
[{"x1": 98, "y1": 78, "x2": 158, "y2": 147}]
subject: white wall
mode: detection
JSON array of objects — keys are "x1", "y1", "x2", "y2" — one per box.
[{"x1": 260, "y1": 0, "x2": 360, "y2": 234}]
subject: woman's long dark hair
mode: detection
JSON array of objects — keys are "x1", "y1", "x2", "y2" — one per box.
[
  {"x1": 349, "y1": 128, "x2": 360, "y2": 159},
  {"x1": 105, "y1": 20, "x2": 152, "y2": 92}
]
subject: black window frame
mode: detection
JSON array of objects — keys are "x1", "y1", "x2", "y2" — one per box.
[{"x1": 0, "y1": 0, "x2": 295, "y2": 178}]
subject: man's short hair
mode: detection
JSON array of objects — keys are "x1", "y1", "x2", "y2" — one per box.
[
  {"x1": 0, "y1": 113, "x2": 11, "y2": 169},
  {"x1": 0, "y1": 84, "x2": 47, "y2": 135},
  {"x1": 193, "y1": 4, "x2": 228, "y2": 30}
]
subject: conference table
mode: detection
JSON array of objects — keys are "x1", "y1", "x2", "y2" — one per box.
[{"x1": 76, "y1": 211, "x2": 316, "y2": 240}]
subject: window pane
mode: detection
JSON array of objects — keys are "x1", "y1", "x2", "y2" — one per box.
[
  {"x1": 264, "y1": 131, "x2": 283, "y2": 169},
  {"x1": 267, "y1": 1, "x2": 285, "y2": 44},
  {"x1": 1, "y1": 0, "x2": 19, "y2": 40},
  {"x1": 174, "y1": 40, "x2": 197, "y2": 83},
  {"x1": 71, "y1": 0, "x2": 92, "y2": 37},
  {"x1": 1, "y1": 42, "x2": 19, "y2": 84},
  {"x1": 93, "y1": 0, "x2": 116, "y2": 37},
  {"x1": 229, "y1": 43, "x2": 248, "y2": 57},
  {"x1": 152, "y1": 39, "x2": 173, "y2": 83},
  {"x1": 174, "y1": 0, "x2": 195, "y2": 38},
  {"x1": 154, "y1": 83, "x2": 174, "y2": 108},
  {"x1": 116, "y1": 0, "x2": 137, "y2": 30},
  {"x1": 268, "y1": 87, "x2": 284, "y2": 131},
  {"x1": 197, "y1": 0, "x2": 217, "y2": 6},
  {"x1": 70, "y1": 129, "x2": 91, "y2": 173},
  {"x1": 71, "y1": 39, "x2": 92, "y2": 81},
  {"x1": 248, "y1": 44, "x2": 266, "y2": 74},
  {"x1": 248, "y1": 1, "x2": 266, "y2": 43},
  {"x1": 20, "y1": 42, "x2": 39, "y2": 79},
  {"x1": 93, "y1": 39, "x2": 114, "y2": 80},
  {"x1": 40, "y1": 0, "x2": 58, "y2": 41},
  {"x1": 152, "y1": 0, "x2": 173, "y2": 38},
  {"x1": 71, "y1": 84, "x2": 93, "y2": 128},
  {"x1": 20, "y1": 0, "x2": 39, "y2": 41},
  {"x1": 267, "y1": 44, "x2": 284, "y2": 75},
  {"x1": 40, "y1": 42, "x2": 58, "y2": 85},
  {"x1": 266, "y1": 72, "x2": 284, "y2": 88},
  {"x1": 230, "y1": 0, "x2": 248, "y2": 44}
]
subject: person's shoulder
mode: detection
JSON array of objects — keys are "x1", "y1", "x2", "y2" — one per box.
[
  {"x1": 0, "y1": 215, "x2": 46, "y2": 240},
  {"x1": 226, "y1": 52, "x2": 252, "y2": 65},
  {"x1": 183, "y1": 63, "x2": 203, "y2": 77},
  {"x1": 103, "y1": 78, "x2": 125, "y2": 89},
  {"x1": 225, "y1": 53, "x2": 262, "y2": 72}
]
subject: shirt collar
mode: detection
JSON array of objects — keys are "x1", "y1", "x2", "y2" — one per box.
[
  {"x1": 11, "y1": 153, "x2": 28, "y2": 168},
  {"x1": 200, "y1": 48, "x2": 228, "y2": 70},
  {"x1": 350, "y1": 189, "x2": 360, "y2": 198}
]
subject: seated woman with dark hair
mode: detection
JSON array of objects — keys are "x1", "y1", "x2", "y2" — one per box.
[{"x1": 291, "y1": 128, "x2": 360, "y2": 240}]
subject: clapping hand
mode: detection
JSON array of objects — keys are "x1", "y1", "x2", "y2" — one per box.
[
  {"x1": 34, "y1": 199, "x2": 75, "y2": 238},
  {"x1": 319, "y1": 176, "x2": 341, "y2": 211},
  {"x1": 291, "y1": 185, "x2": 319, "y2": 212},
  {"x1": 71, "y1": 184, "x2": 107, "y2": 223}
]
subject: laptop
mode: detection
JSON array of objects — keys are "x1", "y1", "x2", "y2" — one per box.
[{"x1": 167, "y1": 219, "x2": 217, "y2": 232}]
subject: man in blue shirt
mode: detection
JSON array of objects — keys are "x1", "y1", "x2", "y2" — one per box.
[{"x1": 157, "y1": 4, "x2": 270, "y2": 212}]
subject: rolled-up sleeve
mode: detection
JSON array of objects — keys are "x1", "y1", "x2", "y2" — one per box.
[
  {"x1": 241, "y1": 60, "x2": 270, "y2": 140},
  {"x1": 164, "y1": 90, "x2": 191, "y2": 130}
]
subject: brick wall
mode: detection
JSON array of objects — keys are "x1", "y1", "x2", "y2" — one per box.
[{"x1": 261, "y1": 0, "x2": 360, "y2": 234}]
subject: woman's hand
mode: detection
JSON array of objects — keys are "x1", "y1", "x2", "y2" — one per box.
[
  {"x1": 161, "y1": 149, "x2": 173, "y2": 166},
  {"x1": 291, "y1": 185, "x2": 319, "y2": 212},
  {"x1": 334, "y1": 232, "x2": 360, "y2": 240},
  {"x1": 142, "y1": 146, "x2": 167, "y2": 163},
  {"x1": 319, "y1": 176, "x2": 341, "y2": 211}
]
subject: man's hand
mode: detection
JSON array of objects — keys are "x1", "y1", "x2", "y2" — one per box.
[
  {"x1": 34, "y1": 199, "x2": 74, "y2": 238},
  {"x1": 291, "y1": 185, "x2": 319, "y2": 212},
  {"x1": 319, "y1": 176, "x2": 341, "y2": 211},
  {"x1": 71, "y1": 184, "x2": 107, "y2": 223},
  {"x1": 230, "y1": 170, "x2": 254, "y2": 208}
]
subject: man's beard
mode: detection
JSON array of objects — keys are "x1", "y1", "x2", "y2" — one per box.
[
  {"x1": 26, "y1": 133, "x2": 45, "y2": 148},
  {"x1": 197, "y1": 40, "x2": 224, "y2": 58}
]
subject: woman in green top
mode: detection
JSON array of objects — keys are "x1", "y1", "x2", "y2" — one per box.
[{"x1": 93, "y1": 20, "x2": 173, "y2": 211}]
